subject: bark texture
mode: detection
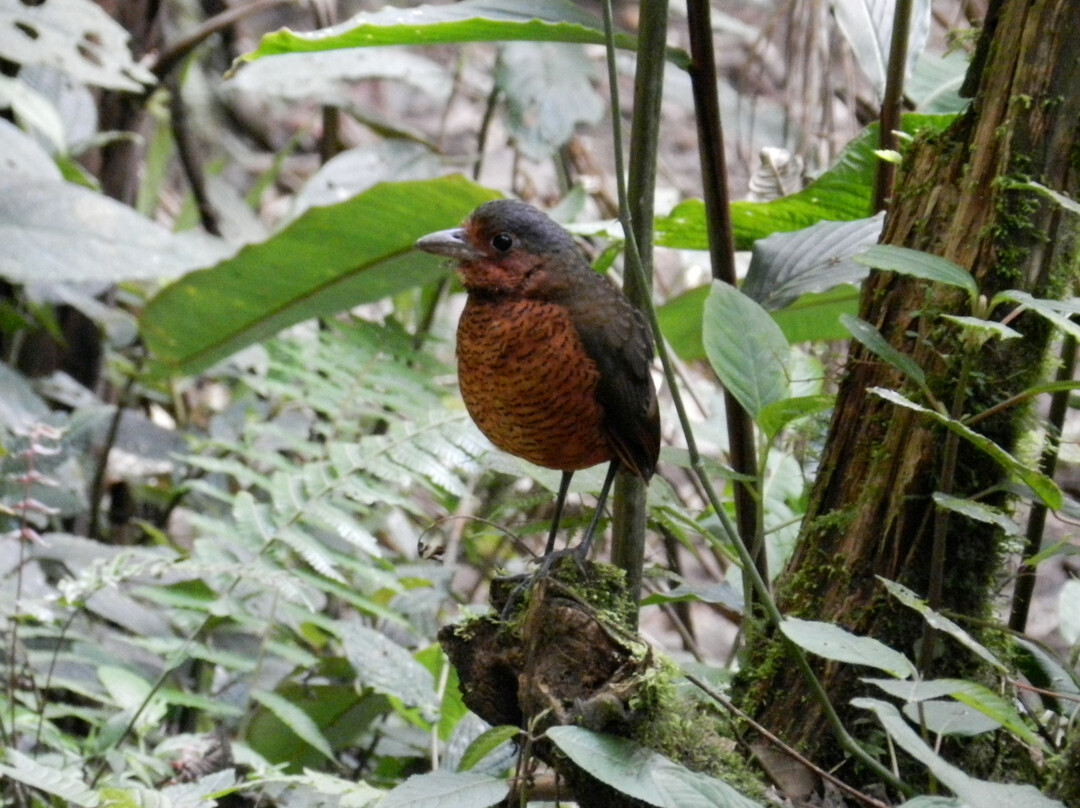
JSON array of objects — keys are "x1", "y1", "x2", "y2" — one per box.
[{"x1": 741, "y1": 0, "x2": 1080, "y2": 775}]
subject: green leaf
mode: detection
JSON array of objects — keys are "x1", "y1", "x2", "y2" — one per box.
[
  {"x1": 140, "y1": 177, "x2": 498, "y2": 376},
  {"x1": 931, "y1": 493, "x2": 1021, "y2": 537},
  {"x1": 703, "y1": 281, "x2": 790, "y2": 420},
  {"x1": 546, "y1": 726, "x2": 764, "y2": 808},
  {"x1": 831, "y1": 0, "x2": 931, "y2": 97},
  {"x1": 497, "y1": 42, "x2": 603, "y2": 160},
  {"x1": 779, "y1": 617, "x2": 916, "y2": 678},
  {"x1": 940, "y1": 314, "x2": 1022, "y2": 343},
  {"x1": 251, "y1": 690, "x2": 336, "y2": 762},
  {"x1": 864, "y1": 678, "x2": 1044, "y2": 745},
  {"x1": 0, "y1": 177, "x2": 226, "y2": 284},
  {"x1": 379, "y1": 771, "x2": 509, "y2": 808},
  {"x1": 870, "y1": 387, "x2": 1062, "y2": 509},
  {"x1": 757, "y1": 395, "x2": 834, "y2": 442},
  {"x1": 855, "y1": 244, "x2": 978, "y2": 301},
  {"x1": 655, "y1": 115, "x2": 955, "y2": 251},
  {"x1": 991, "y1": 290, "x2": 1080, "y2": 341},
  {"x1": 878, "y1": 577, "x2": 1009, "y2": 673},
  {"x1": 338, "y1": 622, "x2": 440, "y2": 722},
  {"x1": 0, "y1": 0, "x2": 155, "y2": 91},
  {"x1": 771, "y1": 285, "x2": 861, "y2": 342},
  {"x1": 1005, "y1": 180, "x2": 1080, "y2": 217},
  {"x1": 458, "y1": 725, "x2": 521, "y2": 772},
  {"x1": 852, "y1": 698, "x2": 1062, "y2": 808},
  {"x1": 841, "y1": 314, "x2": 927, "y2": 386},
  {"x1": 640, "y1": 580, "x2": 743, "y2": 612},
  {"x1": 239, "y1": 0, "x2": 650, "y2": 64},
  {"x1": 742, "y1": 214, "x2": 881, "y2": 310},
  {"x1": 902, "y1": 700, "x2": 1002, "y2": 737},
  {"x1": 0, "y1": 749, "x2": 100, "y2": 807},
  {"x1": 656, "y1": 285, "x2": 707, "y2": 360}
]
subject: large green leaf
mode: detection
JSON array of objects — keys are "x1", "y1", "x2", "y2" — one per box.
[
  {"x1": 780, "y1": 617, "x2": 916, "y2": 678},
  {"x1": 870, "y1": 387, "x2": 1061, "y2": 509},
  {"x1": 771, "y1": 285, "x2": 861, "y2": 343},
  {"x1": 853, "y1": 698, "x2": 1063, "y2": 808},
  {"x1": 239, "y1": 0, "x2": 651, "y2": 63},
  {"x1": 140, "y1": 176, "x2": 498, "y2": 376},
  {"x1": 742, "y1": 214, "x2": 882, "y2": 310},
  {"x1": 251, "y1": 690, "x2": 336, "y2": 762},
  {"x1": 855, "y1": 244, "x2": 978, "y2": 302},
  {"x1": 0, "y1": 749, "x2": 99, "y2": 807},
  {"x1": 831, "y1": 0, "x2": 931, "y2": 98},
  {"x1": 655, "y1": 115, "x2": 955, "y2": 251},
  {"x1": 842, "y1": 314, "x2": 927, "y2": 387},
  {"x1": 380, "y1": 771, "x2": 508, "y2": 808},
  {"x1": 0, "y1": 177, "x2": 226, "y2": 285},
  {"x1": 0, "y1": 0, "x2": 154, "y2": 92},
  {"x1": 703, "y1": 281, "x2": 790, "y2": 420},
  {"x1": 546, "y1": 726, "x2": 763, "y2": 808}
]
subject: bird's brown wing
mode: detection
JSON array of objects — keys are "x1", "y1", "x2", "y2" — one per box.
[{"x1": 568, "y1": 272, "x2": 660, "y2": 480}]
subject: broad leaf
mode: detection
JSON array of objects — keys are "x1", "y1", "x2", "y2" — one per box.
[
  {"x1": 703, "y1": 281, "x2": 790, "y2": 420},
  {"x1": 1006, "y1": 180, "x2": 1080, "y2": 217},
  {"x1": 251, "y1": 690, "x2": 336, "y2": 761},
  {"x1": 0, "y1": 177, "x2": 226, "y2": 284},
  {"x1": 901, "y1": 700, "x2": 1001, "y2": 737},
  {"x1": 0, "y1": 749, "x2": 99, "y2": 807},
  {"x1": 239, "y1": 0, "x2": 647, "y2": 63},
  {"x1": 931, "y1": 492, "x2": 1021, "y2": 538},
  {"x1": 140, "y1": 176, "x2": 498, "y2": 375},
  {"x1": 655, "y1": 115, "x2": 955, "y2": 251},
  {"x1": 546, "y1": 726, "x2": 763, "y2": 808},
  {"x1": 225, "y1": 49, "x2": 453, "y2": 107},
  {"x1": 458, "y1": 725, "x2": 521, "y2": 772},
  {"x1": 496, "y1": 42, "x2": 603, "y2": 160},
  {"x1": 742, "y1": 214, "x2": 882, "y2": 310},
  {"x1": 338, "y1": 622, "x2": 440, "y2": 722},
  {"x1": 865, "y1": 677, "x2": 1044, "y2": 745},
  {"x1": 878, "y1": 577, "x2": 1009, "y2": 672},
  {"x1": 871, "y1": 387, "x2": 1062, "y2": 508},
  {"x1": 0, "y1": 0, "x2": 154, "y2": 91},
  {"x1": 780, "y1": 617, "x2": 916, "y2": 678},
  {"x1": 991, "y1": 290, "x2": 1080, "y2": 341},
  {"x1": 855, "y1": 244, "x2": 978, "y2": 302},
  {"x1": 853, "y1": 698, "x2": 1063, "y2": 808},
  {"x1": 842, "y1": 314, "x2": 926, "y2": 386},
  {"x1": 756, "y1": 395, "x2": 834, "y2": 442},
  {"x1": 381, "y1": 772, "x2": 508, "y2": 808},
  {"x1": 0, "y1": 117, "x2": 60, "y2": 179},
  {"x1": 772, "y1": 285, "x2": 861, "y2": 343},
  {"x1": 831, "y1": 0, "x2": 932, "y2": 97}
]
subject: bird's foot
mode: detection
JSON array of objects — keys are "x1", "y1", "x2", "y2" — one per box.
[{"x1": 493, "y1": 544, "x2": 595, "y2": 620}]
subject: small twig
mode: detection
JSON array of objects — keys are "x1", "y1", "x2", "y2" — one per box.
[
  {"x1": 874, "y1": 0, "x2": 914, "y2": 211},
  {"x1": 1010, "y1": 329, "x2": 1077, "y2": 631},
  {"x1": 686, "y1": 673, "x2": 891, "y2": 808},
  {"x1": 150, "y1": 0, "x2": 294, "y2": 80}
]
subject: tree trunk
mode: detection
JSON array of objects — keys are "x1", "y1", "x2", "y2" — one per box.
[{"x1": 740, "y1": 0, "x2": 1080, "y2": 779}]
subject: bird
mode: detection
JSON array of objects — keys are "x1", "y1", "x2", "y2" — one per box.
[{"x1": 415, "y1": 199, "x2": 660, "y2": 563}]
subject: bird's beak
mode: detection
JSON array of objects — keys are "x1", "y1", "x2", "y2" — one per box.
[{"x1": 414, "y1": 227, "x2": 479, "y2": 262}]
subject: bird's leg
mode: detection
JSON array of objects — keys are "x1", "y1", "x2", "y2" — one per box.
[
  {"x1": 543, "y1": 470, "x2": 575, "y2": 557},
  {"x1": 572, "y1": 460, "x2": 620, "y2": 562}
]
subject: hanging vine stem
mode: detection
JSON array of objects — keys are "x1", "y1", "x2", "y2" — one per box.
[{"x1": 599, "y1": 2, "x2": 910, "y2": 794}]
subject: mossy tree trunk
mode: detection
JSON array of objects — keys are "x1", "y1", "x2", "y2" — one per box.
[{"x1": 740, "y1": 0, "x2": 1080, "y2": 773}]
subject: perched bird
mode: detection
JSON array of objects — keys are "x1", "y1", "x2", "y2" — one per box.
[{"x1": 415, "y1": 199, "x2": 659, "y2": 560}]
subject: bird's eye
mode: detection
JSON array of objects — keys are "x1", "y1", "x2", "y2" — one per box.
[{"x1": 491, "y1": 233, "x2": 513, "y2": 252}]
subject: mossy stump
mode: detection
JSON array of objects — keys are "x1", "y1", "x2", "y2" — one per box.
[{"x1": 438, "y1": 557, "x2": 754, "y2": 807}]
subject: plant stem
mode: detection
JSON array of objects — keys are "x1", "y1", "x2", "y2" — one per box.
[
  {"x1": 874, "y1": 0, "x2": 914, "y2": 211},
  {"x1": 1010, "y1": 331, "x2": 1077, "y2": 631},
  {"x1": 685, "y1": 0, "x2": 765, "y2": 610},
  {"x1": 600, "y1": 0, "x2": 665, "y2": 610}
]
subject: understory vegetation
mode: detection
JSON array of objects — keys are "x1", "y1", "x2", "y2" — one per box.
[{"x1": 1, "y1": 1, "x2": 1079, "y2": 807}]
